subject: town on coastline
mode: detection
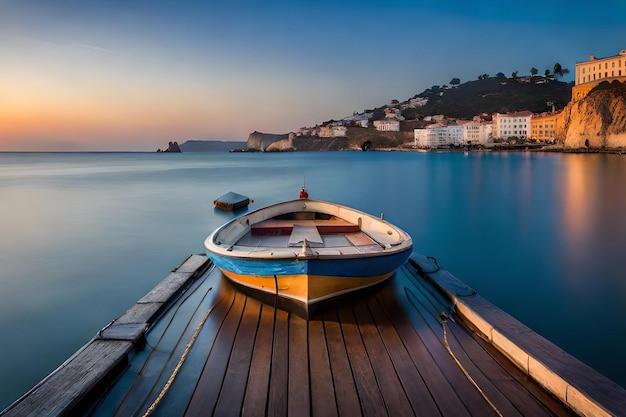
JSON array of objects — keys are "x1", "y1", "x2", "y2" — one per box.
[
  {"x1": 288, "y1": 50, "x2": 626, "y2": 153},
  {"x1": 161, "y1": 49, "x2": 626, "y2": 153}
]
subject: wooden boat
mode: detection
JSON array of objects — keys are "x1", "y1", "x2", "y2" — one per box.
[
  {"x1": 204, "y1": 192, "x2": 412, "y2": 316},
  {"x1": 213, "y1": 191, "x2": 251, "y2": 211}
]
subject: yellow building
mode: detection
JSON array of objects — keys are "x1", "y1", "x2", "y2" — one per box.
[
  {"x1": 572, "y1": 49, "x2": 626, "y2": 100},
  {"x1": 531, "y1": 112, "x2": 561, "y2": 143}
]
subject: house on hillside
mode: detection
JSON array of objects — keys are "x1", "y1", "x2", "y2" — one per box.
[
  {"x1": 373, "y1": 107, "x2": 403, "y2": 131},
  {"x1": 319, "y1": 124, "x2": 347, "y2": 137},
  {"x1": 373, "y1": 119, "x2": 400, "y2": 132}
]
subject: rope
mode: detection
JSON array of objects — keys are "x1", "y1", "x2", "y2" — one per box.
[
  {"x1": 422, "y1": 256, "x2": 442, "y2": 273},
  {"x1": 142, "y1": 306, "x2": 213, "y2": 417},
  {"x1": 440, "y1": 314, "x2": 503, "y2": 417}
]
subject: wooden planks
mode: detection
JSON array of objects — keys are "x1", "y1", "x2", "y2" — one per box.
[
  {"x1": 15, "y1": 253, "x2": 586, "y2": 417},
  {"x1": 175, "y1": 262, "x2": 577, "y2": 417}
]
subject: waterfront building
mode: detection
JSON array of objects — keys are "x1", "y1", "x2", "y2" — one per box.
[
  {"x1": 413, "y1": 124, "x2": 463, "y2": 148},
  {"x1": 573, "y1": 49, "x2": 626, "y2": 100},
  {"x1": 531, "y1": 112, "x2": 561, "y2": 143},
  {"x1": 492, "y1": 111, "x2": 532, "y2": 140},
  {"x1": 460, "y1": 120, "x2": 493, "y2": 145}
]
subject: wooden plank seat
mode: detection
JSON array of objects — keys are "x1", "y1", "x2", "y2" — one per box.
[{"x1": 251, "y1": 219, "x2": 361, "y2": 236}]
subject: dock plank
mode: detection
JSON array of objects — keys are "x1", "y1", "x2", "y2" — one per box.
[
  {"x1": 378, "y1": 285, "x2": 472, "y2": 417},
  {"x1": 241, "y1": 303, "x2": 275, "y2": 417},
  {"x1": 337, "y1": 306, "x2": 387, "y2": 417},
  {"x1": 366, "y1": 296, "x2": 442, "y2": 416},
  {"x1": 185, "y1": 290, "x2": 246, "y2": 415},
  {"x1": 308, "y1": 319, "x2": 337, "y2": 416},
  {"x1": 288, "y1": 315, "x2": 310, "y2": 417},
  {"x1": 322, "y1": 310, "x2": 362, "y2": 417},
  {"x1": 213, "y1": 297, "x2": 263, "y2": 417},
  {"x1": 267, "y1": 309, "x2": 290, "y2": 417},
  {"x1": 353, "y1": 301, "x2": 415, "y2": 417}
]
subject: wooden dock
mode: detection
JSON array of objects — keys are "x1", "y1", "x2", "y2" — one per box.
[{"x1": 2, "y1": 253, "x2": 625, "y2": 417}]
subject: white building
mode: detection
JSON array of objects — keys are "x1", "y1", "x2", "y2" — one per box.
[
  {"x1": 576, "y1": 50, "x2": 626, "y2": 85},
  {"x1": 413, "y1": 126, "x2": 455, "y2": 148},
  {"x1": 493, "y1": 111, "x2": 532, "y2": 139},
  {"x1": 460, "y1": 120, "x2": 493, "y2": 145},
  {"x1": 414, "y1": 122, "x2": 493, "y2": 148},
  {"x1": 373, "y1": 119, "x2": 400, "y2": 132}
]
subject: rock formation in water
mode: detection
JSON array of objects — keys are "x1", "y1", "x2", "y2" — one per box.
[
  {"x1": 557, "y1": 81, "x2": 626, "y2": 148},
  {"x1": 157, "y1": 141, "x2": 182, "y2": 153},
  {"x1": 246, "y1": 131, "x2": 294, "y2": 151}
]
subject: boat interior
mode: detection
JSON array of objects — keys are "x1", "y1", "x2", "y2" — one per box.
[{"x1": 233, "y1": 211, "x2": 385, "y2": 254}]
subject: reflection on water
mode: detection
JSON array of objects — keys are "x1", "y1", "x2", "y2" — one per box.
[{"x1": 0, "y1": 151, "x2": 625, "y2": 410}]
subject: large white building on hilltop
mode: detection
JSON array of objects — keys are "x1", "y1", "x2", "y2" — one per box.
[
  {"x1": 572, "y1": 49, "x2": 626, "y2": 100},
  {"x1": 492, "y1": 111, "x2": 532, "y2": 140}
]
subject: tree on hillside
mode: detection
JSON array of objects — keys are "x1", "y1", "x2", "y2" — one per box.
[
  {"x1": 530, "y1": 67, "x2": 538, "y2": 77},
  {"x1": 553, "y1": 63, "x2": 570, "y2": 79},
  {"x1": 450, "y1": 78, "x2": 461, "y2": 85},
  {"x1": 477, "y1": 73, "x2": 489, "y2": 80},
  {"x1": 511, "y1": 70, "x2": 519, "y2": 79},
  {"x1": 545, "y1": 69, "x2": 551, "y2": 77}
]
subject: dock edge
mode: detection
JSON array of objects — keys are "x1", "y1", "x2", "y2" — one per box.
[
  {"x1": 0, "y1": 254, "x2": 212, "y2": 417},
  {"x1": 410, "y1": 253, "x2": 626, "y2": 417}
]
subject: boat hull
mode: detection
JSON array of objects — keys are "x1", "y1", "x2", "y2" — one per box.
[{"x1": 209, "y1": 247, "x2": 412, "y2": 315}]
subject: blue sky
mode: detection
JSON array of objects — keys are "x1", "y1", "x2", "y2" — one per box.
[{"x1": 1, "y1": 0, "x2": 624, "y2": 150}]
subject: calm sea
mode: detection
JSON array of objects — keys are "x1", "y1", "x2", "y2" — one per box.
[{"x1": 1, "y1": 151, "x2": 625, "y2": 409}]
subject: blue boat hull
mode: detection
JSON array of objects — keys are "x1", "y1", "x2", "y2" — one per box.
[{"x1": 208, "y1": 248, "x2": 412, "y2": 315}]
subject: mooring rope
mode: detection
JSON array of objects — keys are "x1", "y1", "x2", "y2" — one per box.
[
  {"x1": 440, "y1": 314, "x2": 504, "y2": 417},
  {"x1": 142, "y1": 305, "x2": 214, "y2": 417}
]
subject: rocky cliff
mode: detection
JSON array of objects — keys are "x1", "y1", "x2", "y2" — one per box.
[
  {"x1": 558, "y1": 81, "x2": 626, "y2": 148},
  {"x1": 157, "y1": 141, "x2": 182, "y2": 153},
  {"x1": 246, "y1": 131, "x2": 294, "y2": 151}
]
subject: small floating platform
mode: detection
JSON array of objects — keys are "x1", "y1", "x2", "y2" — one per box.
[
  {"x1": 213, "y1": 191, "x2": 251, "y2": 211},
  {"x1": 3, "y1": 254, "x2": 625, "y2": 417}
]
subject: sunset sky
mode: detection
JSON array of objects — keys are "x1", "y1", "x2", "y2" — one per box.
[{"x1": 1, "y1": 0, "x2": 624, "y2": 151}]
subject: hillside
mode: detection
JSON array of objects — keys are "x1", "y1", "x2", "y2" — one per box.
[{"x1": 399, "y1": 77, "x2": 573, "y2": 120}]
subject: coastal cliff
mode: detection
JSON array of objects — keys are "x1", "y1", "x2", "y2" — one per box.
[
  {"x1": 246, "y1": 131, "x2": 294, "y2": 151},
  {"x1": 558, "y1": 81, "x2": 626, "y2": 148}
]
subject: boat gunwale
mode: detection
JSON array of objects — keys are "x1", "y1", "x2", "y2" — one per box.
[{"x1": 205, "y1": 198, "x2": 413, "y2": 261}]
